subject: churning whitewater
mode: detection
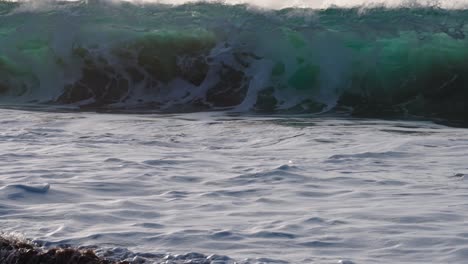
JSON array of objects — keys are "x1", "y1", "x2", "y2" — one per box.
[{"x1": 1, "y1": 1, "x2": 468, "y2": 264}]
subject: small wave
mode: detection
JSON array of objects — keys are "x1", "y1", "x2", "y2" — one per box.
[
  {"x1": 250, "y1": 231, "x2": 296, "y2": 239},
  {"x1": 328, "y1": 151, "x2": 410, "y2": 161},
  {"x1": 11, "y1": 183, "x2": 50, "y2": 193},
  {"x1": 0, "y1": 183, "x2": 50, "y2": 194},
  {"x1": 299, "y1": 240, "x2": 341, "y2": 248},
  {"x1": 216, "y1": 165, "x2": 305, "y2": 187}
]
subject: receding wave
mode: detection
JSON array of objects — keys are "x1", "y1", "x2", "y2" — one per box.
[{"x1": 0, "y1": 1, "x2": 467, "y2": 124}]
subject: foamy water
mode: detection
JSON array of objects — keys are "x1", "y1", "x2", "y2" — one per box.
[{"x1": 1, "y1": 108, "x2": 468, "y2": 263}]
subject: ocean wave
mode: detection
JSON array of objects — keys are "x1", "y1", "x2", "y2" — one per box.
[{"x1": 0, "y1": 1, "x2": 467, "y2": 124}]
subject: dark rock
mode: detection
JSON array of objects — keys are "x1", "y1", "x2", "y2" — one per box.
[{"x1": 0, "y1": 236, "x2": 127, "y2": 264}]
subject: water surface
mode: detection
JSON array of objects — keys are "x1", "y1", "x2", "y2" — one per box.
[{"x1": 1, "y1": 109, "x2": 467, "y2": 263}]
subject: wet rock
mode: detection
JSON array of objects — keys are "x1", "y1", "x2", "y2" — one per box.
[{"x1": 0, "y1": 236, "x2": 128, "y2": 264}]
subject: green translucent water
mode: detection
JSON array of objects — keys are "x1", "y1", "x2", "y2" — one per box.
[{"x1": 0, "y1": 1, "x2": 467, "y2": 123}]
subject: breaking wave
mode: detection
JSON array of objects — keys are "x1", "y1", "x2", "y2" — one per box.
[{"x1": 0, "y1": 0, "x2": 468, "y2": 124}]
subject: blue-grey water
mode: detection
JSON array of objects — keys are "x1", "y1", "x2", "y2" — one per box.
[{"x1": 1, "y1": 108, "x2": 468, "y2": 264}]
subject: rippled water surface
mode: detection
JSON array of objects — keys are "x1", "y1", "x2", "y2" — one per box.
[{"x1": 1, "y1": 109, "x2": 468, "y2": 264}]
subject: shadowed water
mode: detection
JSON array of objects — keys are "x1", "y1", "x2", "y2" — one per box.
[{"x1": 1, "y1": 108, "x2": 468, "y2": 263}]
